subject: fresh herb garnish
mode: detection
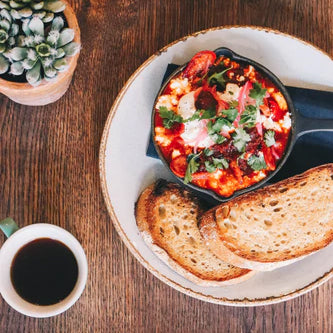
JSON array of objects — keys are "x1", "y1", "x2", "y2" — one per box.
[
  {"x1": 232, "y1": 128, "x2": 251, "y2": 152},
  {"x1": 207, "y1": 118, "x2": 231, "y2": 144},
  {"x1": 189, "y1": 108, "x2": 216, "y2": 121},
  {"x1": 203, "y1": 148, "x2": 214, "y2": 156},
  {"x1": 158, "y1": 106, "x2": 217, "y2": 129},
  {"x1": 205, "y1": 161, "x2": 217, "y2": 173},
  {"x1": 184, "y1": 153, "x2": 201, "y2": 184},
  {"x1": 208, "y1": 67, "x2": 231, "y2": 88},
  {"x1": 239, "y1": 104, "x2": 257, "y2": 128},
  {"x1": 249, "y1": 82, "x2": 267, "y2": 107},
  {"x1": 264, "y1": 130, "x2": 276, "y2": 147},
  {"x1": 247, "y1": 153, "x2": 267, "y2": 171},
  {"x1": 205, "y1": 157, "x2": 229, "y2": 173},
  {"x1": 158, "y1": 106, "x2": 184, "y2": 129},
  {"x1": 222, "y1": 107, "x2": 238, "y2": 122}
]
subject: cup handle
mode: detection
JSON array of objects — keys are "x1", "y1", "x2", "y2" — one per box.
[{"x1": 0, "y1": 218, "x2": 19, "y2": 238}]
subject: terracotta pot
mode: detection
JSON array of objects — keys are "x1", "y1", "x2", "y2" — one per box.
[{"x1": 0, "y1": 0, "x2": 81, "y2": 106}]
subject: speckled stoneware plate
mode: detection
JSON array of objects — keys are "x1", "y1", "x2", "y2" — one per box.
[{"x1": 99, "y1": 26, "x2": 333, "y2": 306}]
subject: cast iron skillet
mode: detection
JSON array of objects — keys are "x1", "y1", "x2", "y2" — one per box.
[{"x1": 152, "y1": 47, "x2": 333, "y2": 202}]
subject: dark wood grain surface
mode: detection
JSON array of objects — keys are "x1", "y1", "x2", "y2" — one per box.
[{"x1": 0, "y1": 0, "x2": 332, "y2": 332}]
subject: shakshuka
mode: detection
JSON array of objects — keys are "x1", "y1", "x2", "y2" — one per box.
[{"x1": 154, "y1": 50, "x2": 291, "y2": 197}]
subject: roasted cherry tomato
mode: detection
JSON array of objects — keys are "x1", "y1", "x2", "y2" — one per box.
[
  {"x1": 183, "y1": 50, "x2": 216, "y2": 79},
  {"x1": 269, "y1": 98, "x2": 286, "y2": 121},
  {"x1": 170, "y1": 155, "x2": 187, "y2": 177}
]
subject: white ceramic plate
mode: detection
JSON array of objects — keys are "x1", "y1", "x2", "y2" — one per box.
[{"x1": 99, "y1": 26, "x2": 333, "y2": 306}]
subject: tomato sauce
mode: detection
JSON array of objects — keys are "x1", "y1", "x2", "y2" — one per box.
[{"x1": 154, "y1": 51, "x2": 291, "y2": 197}]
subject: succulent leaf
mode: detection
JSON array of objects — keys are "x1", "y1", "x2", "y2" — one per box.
[
  {"x1": 43, "y1": 63, "x2": 56, "y2": 78},
  {"x1": 51, "y1": 15, "x2": 63, "y2": 31},
  {"x1": 41, "y1": 11, "x2": 52, "y2": 22},
  {"x1": 63, "y1": 42, "x2": 79, "y2": 57},
  {"x1": 26, "y1": 58, "x2": 40, "y2": 84},
  {"x1": 22, "y1": 57, "x2": 35, "y2": 69},
  {"x1": 9, "y1": 1, "x2": 25, "y2": 9},
  {"x1": 10, "y1": 46, "x2": 27, "y2": 60},
  {"x1": 0, "y1": 8, "x2": 11, "y2": 22},
  {"x1": 0, "y1": 28, "x2": 8, "y2": 42},
  {"x1": 0, "y1": 2, "x2": 11, "y2": 10},
  {"x1": 0, "y1": 42, "x2": 5, "y2": 52},
  {"x1": 9, "y1": 22, "x2": 18, "y2": 35},
  {"x1": 33, "y1": 10, "x2": 45, "y2": 19},
  {"x1": 0, "y1": 19, "x2": 10, "y2": 31},
  {"x1": 21, "y1": 19, "x2": 31, "y2": 35},
  {"x1": 43, "y1": 0, "x2": 65, "y2": 13},
  {"x1": 54, "y1": 46, "x2": 63, "y2": 57},
  {"x1": 31, "y1": 1, "x2": 43, "y2": 10},
  {"x1": 0, "y1": 53, "x2": 9, "y2": 73},
  {"x1": 10, "y1": 60, "x2": 24, "y2": 74},
  {"x1": 7, "y1": 35, "x2": 14, "y2": 44},
  {"x1": 10, "y1": 9, "x2": 20, "y2": 19},
  {"x1": 53, "y1": 56, "x2": 67, "y2": 71},
  {"x1": 28, "y1": 16, "x2": 43, "y2": 36},
  {"x1": 18, "y1": 7, "x2": 32, "y2": 17},
  {"x1": 57, "y1": 28, "x2": 74, "y2": 48}
]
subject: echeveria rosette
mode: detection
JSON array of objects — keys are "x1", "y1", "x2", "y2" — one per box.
[
  {"x1": 0, "y1": 8, "x2": 19, "y2": 73},
  {"x1": 7, "y1": 16, "x2": 80, "y2": 85},
  {"x1": 0, "y1": 0, "x2": 65, "y2": 22}
]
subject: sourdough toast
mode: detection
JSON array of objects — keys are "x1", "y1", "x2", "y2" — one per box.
[
  {"x1": 199, "y1": 164, "x2": 333, "y2": 271},
  {"x1": 135, "y1": 180, "x2": 254, "y2": 286}
]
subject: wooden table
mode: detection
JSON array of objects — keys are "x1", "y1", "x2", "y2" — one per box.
[{"x1": 0, "y1": 0, "x2": 332, "y2": 332}]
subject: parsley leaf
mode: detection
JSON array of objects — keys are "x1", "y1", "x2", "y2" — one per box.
[
  {"x1": 222, "y1": 107, "x2": 238, "y2": 122},
  {"x1": 207, "y1": 118, "x2": 230, "y2": 144},
  {"x1": 213, "y1": 157, "x2": 229, "y2": 169},
  {"x1": 205, "y1": 161, "x2": 217, "y2": 173},
  {"x1": 264, "y1": 130, "x2": 276, "y2": 147},
  {"x1": 158, "y1": 106, "x2": 184, "y2": 129},
  {"x1": 208, "y1": 67, "x2": 231, "y2": 89},
  {"x1": 184, "y1": 153, "x2": 201, "y2": 184},
  {"x1": 239, "y1": 104, "x2": 257, "y2": 128},
  {"x1": 247, "y1": 153, "x2": 267, "y2": 171},
  {"x1": 205, "y1": 156, "x2": 229, "y2": 173},
  {"x1": 203, "y1": 148, "x2": 214, "y2": 156},
  {"x1": 232, "y1": 128, "x2": 251, "y2": 152},
  {"x1": 187, "y1": 108, "x2": 216, "y2": 122},
  {"x1": 249, "y1": 82, "x2": 267, "y2": 107}
]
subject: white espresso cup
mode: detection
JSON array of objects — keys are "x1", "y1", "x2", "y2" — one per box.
[{"x1": 0, "y1": 218, "x2": 88, "y2": 318}]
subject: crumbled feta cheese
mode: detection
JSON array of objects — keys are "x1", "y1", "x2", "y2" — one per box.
[
  {"x1": 172, "y1": 150, "x2": 181, "y2": 159},
  {"x1": 180, "y1": 120, "x2": 214, "y2": 148},
  {"x1": 156, "y1": 95, "x2": 175, "y2": 110},
  {"x1": 181, "y1": 120, "x2": 201, "y2": 142},
  {"x1": 280, "y1": 113, "x2": 291, "y2": 129},
  {"x1": 218, "y1": 83, "x2": 240, "y2": 102},
  {"x1": 169, "y1": 78, "x2": 190, "y2": 95}
]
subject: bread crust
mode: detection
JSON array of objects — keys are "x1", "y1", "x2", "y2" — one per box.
[
  {"x1": 135, "y1": 180, "x2": 254, "y2": 286},
  {"x1": 199, "y1": 164, "x2": 333, "y2": 271}
]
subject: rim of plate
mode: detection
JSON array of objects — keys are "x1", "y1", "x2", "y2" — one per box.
[{"x1": 99, "y1": 25, "x2": 333, "y2": 306}]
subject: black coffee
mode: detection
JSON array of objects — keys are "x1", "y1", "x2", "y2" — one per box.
[{"x1": 11, "y1": 238, "x2": 78, "y2": 306}]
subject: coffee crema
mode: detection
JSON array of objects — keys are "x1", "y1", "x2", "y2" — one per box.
[{"x1": 10, "y1": 238, "x2": 79, "y2": 306}]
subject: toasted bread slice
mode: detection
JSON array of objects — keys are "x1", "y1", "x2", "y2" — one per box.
[
  {"x1": 199, "y1": 164, "x2": 333, "y2": 271},
  {"x1": 135, "y1": 180, "x2": 254, "y2": 286}
]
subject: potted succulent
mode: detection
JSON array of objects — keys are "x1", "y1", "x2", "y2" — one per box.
[{"x1": 0, "y1": 0, "x2": 80, "y2": 105}]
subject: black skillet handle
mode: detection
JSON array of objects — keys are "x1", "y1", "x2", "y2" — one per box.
[{"x1": 288, "y1": 87, "x2": 333, "y2": 138}]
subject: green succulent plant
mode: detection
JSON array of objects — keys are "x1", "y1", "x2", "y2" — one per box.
[
  {"x1": 5, "y1": 16, "x2": 80, "y2": 85},
  {"x1": 0, "y1": 8, "x2": 19, "y2": 73},
  {"x1": 0, "y1": 0, "x2": 65, "y2": 22}
]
